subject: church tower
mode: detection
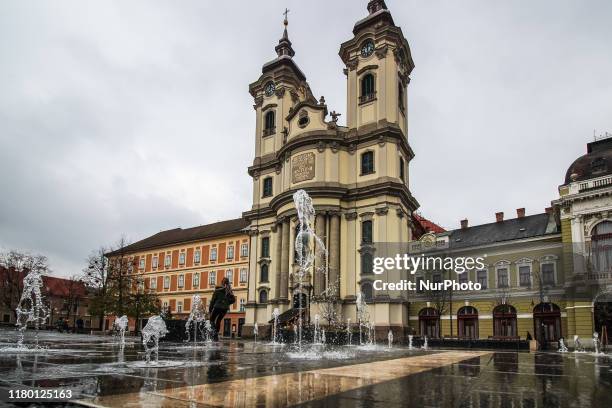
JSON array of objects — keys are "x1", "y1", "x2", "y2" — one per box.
[
  {"x1": 340, "y1": 0, "x2": 414, "y2": 136},
  {"x1": 243, "y1": 2, "x2": 419, "y2": 341}
]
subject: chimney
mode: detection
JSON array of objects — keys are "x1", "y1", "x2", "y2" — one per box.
[
  {"x1": 495, "y1": 212, "x2": 504, "y2": 222},
  {"x1": 460, "y1": 219, "x2": 468, "y2": 229},
  {"x1": 516, "y1": 208, "x2": 525, "y2": 218},
  {"x1": 545, "y1": 207, "x2": 553, "y2": 215}
]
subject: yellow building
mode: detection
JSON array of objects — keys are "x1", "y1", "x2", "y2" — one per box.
[{"x1": 110, "y1": 218, "x2": 250, "y2": 337}]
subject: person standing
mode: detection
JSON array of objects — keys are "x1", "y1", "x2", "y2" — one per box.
[{"x1": 209, "y1": 277, "x2": 236, "y2": 340}]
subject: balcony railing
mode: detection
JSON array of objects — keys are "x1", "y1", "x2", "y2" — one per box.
[
  {"x1": 359, "y1": 92, "x2": 377, "y2": 104},
  {"x1": 262, "y1": 127, "x2": 276, "y2": 137}
]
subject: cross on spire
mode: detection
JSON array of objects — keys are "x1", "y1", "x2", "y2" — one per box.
[{"x1": 283, "y1": 8, "x2": 290, "y2": 25}]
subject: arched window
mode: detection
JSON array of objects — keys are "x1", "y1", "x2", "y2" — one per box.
[
  {"x1": 493, "y1": 304, "x2": 517, "y2": 338},
  {"x1": 361, "y1": 252, "x2": 373, "y2": 274},
  {"x1": 260, "y1": 264, "x2": 269, "y2": 283},
  {"x1": 361, "y1": 282, "x2": 373, "y2": 302},
  {"x1": 457, "y1": 306, "x2": 478, "y2": 339},
  {"x1": 398, "y1": 82, "x2": 405, "y2": 111},
  {"x1": 360, "y1": 74, "x2": 376, "y2": 103},
  {"x1": 591, "y1": 221, "x2": 612, "y2": 273},
  {"x1": 259, "y1": 289, "x2": 268, "y2": 304},
  {"x1": 263, "y1": 111, "x2": 276, "y2": 136},
  {"x1": 399, "y1": 157, "x2": 405, "y2": 182},
  {"x1": 419, "y1": 307, "x2": 440, "y2": 338},
  {"x1": 533, "y1": 303, "x2": 561, "y2": 343}
]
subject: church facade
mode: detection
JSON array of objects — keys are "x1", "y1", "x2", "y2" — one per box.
[
  {"x1": 241, "y1": 0, "x2": 418, "y2": 338},
  {"x1": 111, "y1": 1, "x2": 612, "y2": 345}
]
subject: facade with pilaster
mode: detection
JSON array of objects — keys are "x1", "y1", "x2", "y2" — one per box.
[{"x1": 242, "y1": 0, "x2": 418, "y2": 337}]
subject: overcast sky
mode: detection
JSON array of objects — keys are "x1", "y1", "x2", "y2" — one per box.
[{"x1": 1, "y1": 0, "x2": 611, "y2": 277}]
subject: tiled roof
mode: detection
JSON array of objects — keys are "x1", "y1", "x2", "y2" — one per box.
[
  {"x1": 447, "y1": 213, "x2": 557, "y2": 249},
  {"x1": 107, "y1": 218, "x2": 249, "y2": 256}
]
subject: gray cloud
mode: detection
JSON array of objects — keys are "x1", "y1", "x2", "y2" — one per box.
[{"x1": 1, "y1": 0, "x2": 611, "y2": 276}]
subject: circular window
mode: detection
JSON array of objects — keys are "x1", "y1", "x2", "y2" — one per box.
[{"x1": 298, "y1": 114, "x2": 309, "y2": 128}]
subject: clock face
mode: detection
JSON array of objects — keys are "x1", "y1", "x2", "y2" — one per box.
[
  {"x1": 361, "y1": 40, "x2": 375, "y2": 58},
  {"x1": 264, "y1": 82, "x2": 275, "y2": 97}
]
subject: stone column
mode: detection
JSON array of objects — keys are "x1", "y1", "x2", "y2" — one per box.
[
  {"x1": 313, "y1": 213, "x2": 326, "y2": 296},
  {"x1": 280, "y1": 218, "x2": 290, "y2": 300},
  {"x1": 328, "y1": 212, "x2": 341, "y2": 296},
  {"x1": 274, "y1": 220, "x2": 283, "y2": 299}
]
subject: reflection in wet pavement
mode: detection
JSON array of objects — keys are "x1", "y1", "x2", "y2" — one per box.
[{"x1": 0, "y1": 329, "x2": 611, "y2": 407}]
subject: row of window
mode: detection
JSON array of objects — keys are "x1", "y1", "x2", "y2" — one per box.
[
  {"x1": 360, "y1": 262, "x2": 555, "y2": 292},
  {"x1": 151, "y1": 269, "x2": 249, "y2": 290},
  {"x1": 162, "y1": 298, "x2": 247, "y2": 313},
  {"x1": 138, "y1": 243, "x2": 249, "y2": 270}
]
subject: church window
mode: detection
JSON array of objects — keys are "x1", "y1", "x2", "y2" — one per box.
[
  {"x1": 360, "y1": 74, "x2": 376, "y2": 103},
  {"x1": 399, "y1": 157, "x2": 405, "y2": 182},
  {"x1": 361, "y1": 282, "x2": 373, "y2": 301},
  {"x1": 263, "y1": 111, "x2": 276, "y2": 136},
  {"x1": 361, "y1": 151, "x2": 375, "y2": 175},
  {"x1": 261, "y1": 237, "x2": 270, "y2": 258},
  {"x1": 362, "y1": 220, "x2": 373, "y2": 243},
  {"x1": 259, "y1": 289, "x2": 268, "y2": 303},
  {"x1": 260, "y1": 264, "x2": 269, "y2": 282},
  {"x1": 361, "y1": 252, "x2": 373, "y2": 274},
  {"x1": 398, "y1": 82, "x2": 405, "y2": 111},
  {"x1": 262, "y1": 177, "x2": 273, "y2": 197}
]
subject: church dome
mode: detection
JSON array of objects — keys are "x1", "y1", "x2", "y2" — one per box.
[{"x1": 565, "y1": 137, "x2": 612, "y2": 184}]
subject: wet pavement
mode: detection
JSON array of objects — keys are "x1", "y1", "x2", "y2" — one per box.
[{"x1": 0, "y1": 328, "x2": 611, "y2": 407}]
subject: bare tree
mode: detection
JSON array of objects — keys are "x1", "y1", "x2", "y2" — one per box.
[
  {"x1": 83, "y1": 238, "x2": 133, "y2": 330},
  {"x1": 317, "y1": 281, "x2": 343, "y2": 328}
]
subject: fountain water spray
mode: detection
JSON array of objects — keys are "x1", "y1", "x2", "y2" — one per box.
[
  {"x1": 356, "y1": 292, "x2": 373, "y2": 345},
  {"x1": 574, "y1": 335, "x2": 585, "y2": 353},
  {"x1": 388, "y1": 330, "x2": 393, "y2": 349},
  {"x1": 271, "y1": 308, "x2": 280, "y2": 344},
  {"x1": 313, "y1": 314, "x2": 321, "y2": 344},
  {"x1": 15, "y1": 266, "x2": 49, "y2": 349},
  {"x1": 202, "y1": 320, "x2": 214, "y2": 343},
  {"x1": 254, "y1": 322, "x2": 259, "y2": 343},
  {"x1": 408, "y1": 334, "x2": 414, "y2": 350},
  {"x1": 293, "y1": 324, "x2": 298, "y2": 344},
  {"x1": 115, "y1": 315, "x2": 128, "y2": 347},
  {"x1": 142, "y1": 316, "x2": 168, "y2": 364},
  {"x1": 293, "y1": 189, "x2": 330, "y2": 350},
  {"x1": 558, "y1": 337, "x2": 568, "y2": 352},
  {"x1": 322, "y1": 328, "x2": 326, "y2": 344},
  {"x1": 422, "y1": 335, "x2": 429, "y2": 350},
  {"x1": 346, "y1": 318, "x2": 353, "y2": 345},
  {"x1": 185, "y1": 295, "x2": 206, "y2": 345},
  {"x1": 593, "y1": 332, "x2": 601, "y2": 354}
]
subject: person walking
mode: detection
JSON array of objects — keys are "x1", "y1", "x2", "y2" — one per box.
[{"x1": 209, "y1": 277, "x2": 236, "y2": 340}]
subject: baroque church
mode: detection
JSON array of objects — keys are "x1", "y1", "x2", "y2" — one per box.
[
  {"x1": 241, "y1": 0, "x2": 417, "y2": 337},
  {"x1": 111, "y1": 0, "x2": 612, "y2": 345}
]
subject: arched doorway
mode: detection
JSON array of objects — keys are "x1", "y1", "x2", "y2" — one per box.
[
  {"x1": 533, "y1": 303, "x2": 561, "y2": 343},
  {"x1": 457, "y1": 306, "x2": 479, "y2": 339},
  {"x1": 493, "y1": 304, "x2": 517, "y2": 338},
  {"x1": 590, "y1": 221, "x2": 612, "y2": 272},
  {"x1": 594, "y1": 291, "x2": 612, "y2": 342},
  {"x1": 419, "y1": 307, "x2": 440, "y2": 338}
]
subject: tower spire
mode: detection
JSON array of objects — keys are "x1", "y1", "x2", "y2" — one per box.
[
  {"x1": 275, "y1": 8, "x2": 295, "y2": 57},
  {"x1": 367, "y1": 0, "x2": 388, "y2": 14}
]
